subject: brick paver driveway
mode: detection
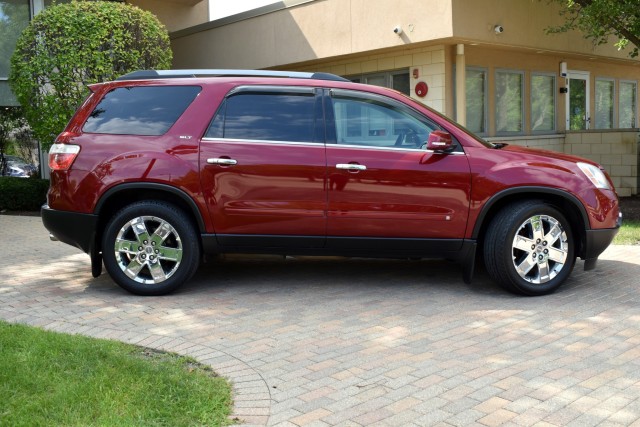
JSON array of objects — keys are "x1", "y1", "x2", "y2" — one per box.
[{"x1": 1, "y1": 215, "x2": 640, "y2": 426}]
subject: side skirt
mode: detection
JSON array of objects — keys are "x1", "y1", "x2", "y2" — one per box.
[{"x1": 201, "y1": 234, "x2": 477, "y2": 282}]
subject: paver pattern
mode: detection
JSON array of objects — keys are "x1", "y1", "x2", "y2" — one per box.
[{"x1": 1, "y1": 214, "x2": 640, "y2": 426}]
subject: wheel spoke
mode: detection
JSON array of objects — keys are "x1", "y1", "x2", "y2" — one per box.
[
  {"x1": 151, "y1": 220, "x2": 173, "y2": 245},
  {"x1": 516, "y1": 256, "x2": 537, "y2": 276},
  {"x1": 544, "y1": 222, "x2": 563, "y2": 245},
  {"x1": 537, "y1": 260, "x2": 550, "y2": 281},
  {"x1": 148, "y1": 262, "x2": 167, "y2": 281},
  {"x1": 513, "y1": 235, "x2": 535, "y2": 253},
  {"x1": 115, "y1": 239, "x2": 138, "y2": 254},
  {"x1": 130, "y1": 216, "x2": 151, "y2": 244},
  {"x1": 158, "y1": 246, "x2": 183, "y2": 262},
  {"x1": 124, "y1": 258, "x2": 145, "y2": 280},
  {"x1": 530, "y1": 216, "x2": 545, "y2": 241},
  {"x1": 548, "y1": 247, "x2": 567, "y2": 263}
]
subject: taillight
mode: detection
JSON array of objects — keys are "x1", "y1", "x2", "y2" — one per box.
[{"x1": 49, "y1": 144, "x2": 80, "y2": 171}]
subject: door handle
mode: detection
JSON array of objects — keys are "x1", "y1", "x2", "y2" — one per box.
[
  {"x1": 336, "y1": 163, "x2": 366, "y2": 171},
  {"x1": 207, "y1": 158, "x2": 237, "y2": 166}
]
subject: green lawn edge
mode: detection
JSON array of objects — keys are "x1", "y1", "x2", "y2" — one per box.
[{"x1": 0, "y1": 321, "x2": 235, "y2": 426}]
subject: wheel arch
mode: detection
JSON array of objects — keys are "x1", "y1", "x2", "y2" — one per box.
[
  {"x1": 472, "y1": 187, "x2": 590, "y2": 259},
  {"x1": 94, "y1": 183, "x2": 206, "y2": 250}
]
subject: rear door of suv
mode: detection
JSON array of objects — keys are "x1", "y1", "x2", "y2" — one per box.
[
  {"x1": 324, "y1": 89, "x2": 472, "y2": 251},
  {"x1": 200, "y1": 85, "x2": 327, "y2": 248}
]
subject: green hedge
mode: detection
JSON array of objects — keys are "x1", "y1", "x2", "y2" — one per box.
[{"x1": 0, "y1": 177, "x2": 49, "y2": 211}]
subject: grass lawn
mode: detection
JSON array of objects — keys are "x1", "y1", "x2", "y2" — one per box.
[
  {"x1": 614, "y1": 220, "x2": 640, "y2": 245},
  {"x1": 0, "y1": 321, "x2": 234, "y2": 426}
]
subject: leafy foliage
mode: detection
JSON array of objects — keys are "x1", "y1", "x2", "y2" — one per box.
[
  {"x1": 0, "y1": 177, "x2": 49, "y2": 211},
  {"x1": 9, "y1": 1, "x2": 172, "y2": 151},
  {"x1": 546, "y1": 0, "x2": 640, "y2": 58}
]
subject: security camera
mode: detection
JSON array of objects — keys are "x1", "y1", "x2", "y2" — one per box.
[
  {"x1": 394, "y1": 26, "x2": 403, "y2": 35},
  {"x1": 494, "y1": 25, "x2": 504, "y2": 34}
]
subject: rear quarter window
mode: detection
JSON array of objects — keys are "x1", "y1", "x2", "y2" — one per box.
[{"x1": 83, "y1": 86, "x2": 201, "y2": 135}]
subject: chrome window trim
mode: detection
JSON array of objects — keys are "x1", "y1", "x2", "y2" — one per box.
[
  {"x1": 201, "y1": 137, "x2": 465, "y2": 154},
  {"x1": 201, "y1": 138, "x2": 323, "y2": 147}
]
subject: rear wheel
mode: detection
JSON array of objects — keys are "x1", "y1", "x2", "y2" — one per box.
[
  {"x1": 102, "y1": 201, "x2": 200, "y2": 295},
  {"x1": 484, "y1": 201, "x2": 576, "y2": 296}
]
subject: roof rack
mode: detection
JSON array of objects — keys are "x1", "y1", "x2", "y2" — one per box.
[{"x1": 116, "y1": 69, "x2": 350, "y2": 82}]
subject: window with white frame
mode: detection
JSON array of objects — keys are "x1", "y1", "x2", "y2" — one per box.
[
  {"x1": 495, "y1": 69, "x2": 524, "y2": 134},
  {"x1": 595, "y1": 78, "x2": 615, "y2": 129},
  {"x1": 465, "y1": 67, "x2": 487, "y2": 135},
  {"x1": 531, "y1": 73, "x2": 556, "y2": 133},
  {"x1": 619, "y1": 80, "x2": 637, "y2": 128}
]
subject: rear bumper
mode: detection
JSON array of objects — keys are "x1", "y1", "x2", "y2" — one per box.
[{"x1": 41, "y1": 204, "x2": 98, "y2": 254}]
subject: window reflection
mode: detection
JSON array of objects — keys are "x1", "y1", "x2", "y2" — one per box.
[{"x1": 83, "y1": 86, "x2": 201, "y2": 135}]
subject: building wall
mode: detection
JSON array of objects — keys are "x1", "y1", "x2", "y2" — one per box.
[
  {"x1": 451, "y1": 0, "x2": 637, "y2": 60},
  {"x1": 564, "y1": 131, "x2": 638, "y2": 197},
  {"x1": 292, "y1": 45, "x2": 447, "y2": 112},
  {"x1": 127, "y1": 0, "x2": 208, "y2": 33},
  {"x1": 171, "y1": 0, "x2": 454, "y2": 70}
]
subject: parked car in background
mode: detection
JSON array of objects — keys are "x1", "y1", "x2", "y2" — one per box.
[
  {"x1": 42, "y1": 70, "x2": 621, "y2": 296},
  {"x1": 1, "y1": 155, "x2": 38, "y2": 177}
]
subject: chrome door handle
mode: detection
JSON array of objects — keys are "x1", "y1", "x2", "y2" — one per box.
[
  {"x1": 336, "y1": 163, "x2": 366, "y2": 171},
  {"x1": 207, "y1": 158, "x2": 237, "y2": 166}
]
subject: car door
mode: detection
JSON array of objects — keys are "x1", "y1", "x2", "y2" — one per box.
[
  {"x1": 324, "y1": 89, "x2": 471, "y2": 250},
  {"x1": 200, "y1": 86, "x2": 327, "y2": 248}
]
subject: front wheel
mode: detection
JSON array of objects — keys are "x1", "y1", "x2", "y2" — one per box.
[
  {"x1": 484, "y1": 201, "x2": 576, "y2": 296},
  {"x1": 102, "y1": 201, "x2": 200, "y2": 296}
]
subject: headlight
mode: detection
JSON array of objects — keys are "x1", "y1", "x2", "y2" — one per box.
[{"x1": 577, "y1": 162, "x2": 610, "y2": 190}]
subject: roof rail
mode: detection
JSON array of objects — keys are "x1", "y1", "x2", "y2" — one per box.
[{"x1": 116, "y1": 69, "x2": 350, "y2": 82}]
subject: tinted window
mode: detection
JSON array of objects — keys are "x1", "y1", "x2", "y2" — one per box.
[
  {"x1": 211, "y1": 93, "x2": 316, "y2": 142},
  {"x1": 83, "y1": 86, "x2": 201, "y2": 135},
  {"x1": 332, "y1": 96, "x2": 436, "y2": 149}
]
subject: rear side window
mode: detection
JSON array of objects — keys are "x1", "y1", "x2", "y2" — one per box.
[
  {"x1": 83, "y1": 86, "x2": 201, "y2": 135},
  {"x1": 206, "y1": 92, "x2": 317, "y2": 143}
]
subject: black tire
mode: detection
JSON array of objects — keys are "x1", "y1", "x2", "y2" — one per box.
[
  {"x1": 484, "y1": 200, "x2": 576, "y2": 296},
  {"x1": 102, "y1": 201, "x2": 200, "y2": 296}
]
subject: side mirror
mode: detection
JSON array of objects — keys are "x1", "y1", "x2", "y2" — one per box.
[{"x1": 426, "y1": 130, "x2": 454, "y2": 152}]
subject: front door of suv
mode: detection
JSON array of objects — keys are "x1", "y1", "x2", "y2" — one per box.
[
  {"x1": 324, "y1": 89, "x2": 471, "y2": 250},
  {"x1": 200, "y1": 86, "x2": 326, "y2": 248}
]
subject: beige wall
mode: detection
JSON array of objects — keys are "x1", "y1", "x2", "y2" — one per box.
[
  {"x1": 128, "y1": 0, "x2": 208, "y2": 32},
  {"x1": 563, "y1": 131, "x2": 638, "y2": 197},
  {"x1": 171, "y1": 0, "x2": 454, "y2": 69},
  {"x1": 451, "y1": 0, "x2": 638, "y2": 61}
]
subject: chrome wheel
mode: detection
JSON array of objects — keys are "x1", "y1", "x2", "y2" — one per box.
[
  {"x1": 511, "y1": 214, "x2": 569, "y2": 284},
  {"x1": 114, "y1": 215, "x2": 183, "y2": 285}
]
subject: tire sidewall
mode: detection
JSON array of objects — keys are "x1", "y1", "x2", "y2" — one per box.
[{"x1": 102, "y1": 201, "x2": 199, "y2": 296}]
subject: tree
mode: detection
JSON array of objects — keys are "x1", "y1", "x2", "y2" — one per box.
[
  {"x1": 547, "y1": 0, "x2": 640, "y2": 58},
  {"x1": 9, "y1": 0, "x2": 172, "y2": 151}
]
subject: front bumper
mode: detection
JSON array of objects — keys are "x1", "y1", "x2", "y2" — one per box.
[
  {"x1": 582, "y1": 213, "x2": 622, "y2": 271},
  {"x1": 41, "y1": 204, "x2": 98, "y2": 254}
]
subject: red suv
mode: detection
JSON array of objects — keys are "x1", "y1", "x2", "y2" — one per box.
[{"x1": 42, "y1": 70, "x2": 621, "y2": 296}]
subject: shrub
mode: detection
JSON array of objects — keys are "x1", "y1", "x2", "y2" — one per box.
[
  {"x1": 0, "y1": 177, "x2": 49, "y2": 211},
  {"x1": 9, "y1": 1, "x2": 172, "y2": 152}
]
